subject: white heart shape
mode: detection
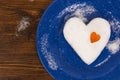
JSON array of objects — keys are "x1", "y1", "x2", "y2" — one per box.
[{"x1": 63, "y1": 17, "x2": 111, "y2": 65}]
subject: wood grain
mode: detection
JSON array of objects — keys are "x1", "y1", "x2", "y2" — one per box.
[{"x1": 0, "y1": 0, "x2": 53, "y2": 80}]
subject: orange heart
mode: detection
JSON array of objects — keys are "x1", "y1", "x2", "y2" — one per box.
[{"x1": 90, "y1": 32, "x2": 101, "y2": 43}]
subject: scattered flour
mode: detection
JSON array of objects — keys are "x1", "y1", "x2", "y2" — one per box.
[
  {"x1": 16, "y1": 17, "x2": 30, "y2": 32},
  {"x1": 95, "y1": 55, "x2": 111, "y2": 67},
  {"x1": 106, "y1": 14, "x2": 120, "y2": 54},
  {"x1": 40, "y1": 34, "x2": 58, "y2": 70},
  {"x1": 110, "y1": 17, "x2": 120, "y2": 36},
  {"x1": 15, "y1": 17, "x2": 30, "y2": 36},
  {"x1": 57, "y1": 3, "x2": 96, "y2": 22},
  {"x1": 106, "y1": 38, "x2": 120, "y2": 54}
]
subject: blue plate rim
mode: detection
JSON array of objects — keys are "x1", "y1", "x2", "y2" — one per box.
[{"x1": 36, "y1": 0, "x2": 58, "y2": 79}]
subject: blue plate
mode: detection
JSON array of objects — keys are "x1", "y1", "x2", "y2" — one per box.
[{"x1": 36, "y1": 0, "x2": 120, "y2": 80}]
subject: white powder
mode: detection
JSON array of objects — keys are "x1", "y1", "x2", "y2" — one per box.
[
  {"x1": 40, "y1": 34, "x2": 58, "y2": 70},
  {"x1": 57, "y1": 3, "x2": 96, "y2": 22},
  {"x1": 105, "y1": 12, "x2": 120, "y2": 54},
  {"x1": 16, "y1": 17, "x2": 30, "y2": 32},
  {"x1": 106, "y1": 38, "x2": 120, "y2": 54},
  {"x1": 95, "y1": 55, "x2": 111, "y2": 67},
  {"x1": 110, "y1": 18, "x2": 120, "y2": 36}
]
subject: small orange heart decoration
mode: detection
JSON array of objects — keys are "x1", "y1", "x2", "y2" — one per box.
[{"x1": 90, "y1": 32, "x2": 101, "y2": 43}]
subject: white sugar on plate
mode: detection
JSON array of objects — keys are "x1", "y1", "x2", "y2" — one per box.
[
  {"x1": 110, "y1": 18, "x2": 120, "y2": 36},
  {"x1": 106, "y1": 13, "x2": 120, "y2": 54},
  {"x1": 106, "y1": 38, "x2": 120, "y2": 54},
  {"x1": 70, "y1": 6, "x2": 96, "y2": 22},
  {"x1": 40, "y1": 34, "x2": 58, "y2": 70},
  {"x1": 57, "y1": 3, "x2": 96, "y2": 22},
  {"x1": 95, "y1": 55, "x2": 111, "y2": 67}
]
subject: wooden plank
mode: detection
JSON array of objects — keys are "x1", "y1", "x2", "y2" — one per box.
[{"x1": 0, "y1": 0, "x2": 53, "y2": 80}]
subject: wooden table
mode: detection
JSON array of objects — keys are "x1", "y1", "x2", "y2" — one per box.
[{"x1": 0, "y1": 0, "x2": 53, "y2": 80}]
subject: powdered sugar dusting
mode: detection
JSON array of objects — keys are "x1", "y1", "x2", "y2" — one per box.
[
  {"x1": 110, "y1": 18, "x2": 120, "y2": 36},
  {"x1": 40, "y1": 34, "x2": 58, "y2": 70},
  {"x1": 106, "y1": 38, "x2": 120, "y2": 54},
  {"x1": 106, "y1": 13, "x2": 120, "y2": 54},
  {"x1": 95, "y1": 55, "x2": 111, "y2": 67},
  {"x1": 16, "y1": 17, "x2": 30, "y2": 32},
  {"x1": 57, "y1": 3, "x2": 96, "y2": 22},
  {"x1": 15, "y1": 17, "x2": 30, "y2": 36}
]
